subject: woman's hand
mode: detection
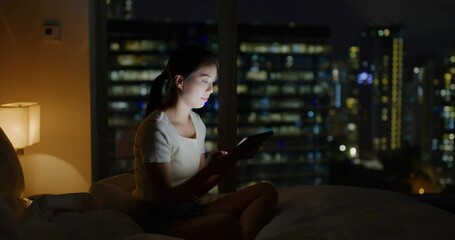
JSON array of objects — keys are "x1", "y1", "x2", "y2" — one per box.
[
  {"x1": 235, "y1": 137, "x2": 261, "y2": 159},
  {"x1": 206, "y1": 151, "x2": 236, "y2": 174},
  {"x1": 206, "y1": 150, "x2": 228, "y2": 165},
  {"x1": 243, "y1": 146, "x2": 260, "y2": 159}
]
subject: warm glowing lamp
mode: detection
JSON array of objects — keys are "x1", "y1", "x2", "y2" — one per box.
[{"x1": 0, "y1": 102, "x2": 41, "y2": 154}]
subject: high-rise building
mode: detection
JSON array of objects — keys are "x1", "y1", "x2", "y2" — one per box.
[
  {"x1": 334, "y1": 45, "x2": 361, "y2": 160},
  {"x1": 357, "y1": 26, "x2": 404, "y2": 160},
  {"x1": 404, "y1": 56, "x2": 436, "y2": 168},
  {"x1": 405, "y1": 49, "x2": 455, "y2": 193},
  {"x1": 431, "y1": 49, "x2": 455, "y2": 186},
  {"x1": 235, "y1": 24, "x2": 332, "y2": 188}
]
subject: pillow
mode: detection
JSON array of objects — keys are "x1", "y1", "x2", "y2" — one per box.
[
  {"x1": 24, "y1": 193, "x2": 102, "y2": 219},
  {"x1": 0, "y1": 127, "x2": 27, "y2": 220},
  {"x1": 98, "y1": 173, "x2": 136, "y2": 193},
  {"x1": 89, "y1": 182, "x2": 138, "y2": 217}
]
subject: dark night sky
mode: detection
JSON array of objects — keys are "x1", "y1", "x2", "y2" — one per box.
[{"x1": 135, "y1": 0, "x2": 455, "y2": 60}]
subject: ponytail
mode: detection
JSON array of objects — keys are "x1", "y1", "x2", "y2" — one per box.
[{"x1": 145, "y1": 71, "x2": 168, "y2": 118}]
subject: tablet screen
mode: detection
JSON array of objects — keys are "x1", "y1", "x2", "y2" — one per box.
[{"x1": 233, "y1": 130, "x2": 273, "y2": 159}]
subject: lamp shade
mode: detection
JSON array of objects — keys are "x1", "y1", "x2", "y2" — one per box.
[{"x1": 0, "y1": 102, "x2": 40, "y2": 149}]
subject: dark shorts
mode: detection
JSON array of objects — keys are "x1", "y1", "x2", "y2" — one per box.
[{"x1": 134, "y1": 195, "x2": 204, "y2": 234}]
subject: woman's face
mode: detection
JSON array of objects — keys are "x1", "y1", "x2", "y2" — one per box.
[{"x1": 178, "y1": 61, "x2": 217, "y2": 109}]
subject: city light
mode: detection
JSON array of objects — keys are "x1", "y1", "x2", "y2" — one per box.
[
  {"x1": 349, "y1": 147, "x2": 357, "y2": 158},
  {"x1": 357, "y1": 72, "x2": 373, "y2": 85}
]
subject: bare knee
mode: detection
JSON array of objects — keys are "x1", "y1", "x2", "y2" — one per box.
[{"x1": 255, "y1": 182, "x2": 278, "y2": 205}]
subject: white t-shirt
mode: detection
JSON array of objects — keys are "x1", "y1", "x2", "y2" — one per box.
[{"x1": 132, "y1": 110, "x2": 206, "y2": 202}]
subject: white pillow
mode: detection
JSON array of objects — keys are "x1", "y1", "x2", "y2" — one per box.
[
  {"x1": 89, "y1": 182, "x2": 138, "y2": 217},
  {"x1": 98, "y1": 173, "x2": 136, "y2": 193}
]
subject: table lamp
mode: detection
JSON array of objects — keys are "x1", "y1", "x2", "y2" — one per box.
[{"x1": 0, "y1": 102, "x2": 41, "y2": 155}]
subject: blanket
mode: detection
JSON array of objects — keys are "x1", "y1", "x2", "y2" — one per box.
[
  {"x1": 256, "y1": 185, "x2": 455, "y2": 240},
  {"x1": 14, "y1": 193, "x2": 181, "y2": 240}
]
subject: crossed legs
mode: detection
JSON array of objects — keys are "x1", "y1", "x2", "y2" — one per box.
[{"x1": 169, "y1": 182, "x2": 278, "y2": 240}]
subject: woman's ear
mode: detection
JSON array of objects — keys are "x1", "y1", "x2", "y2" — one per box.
[{"x1": 175, "y1": 75, "x2": 184, "y2": 90}]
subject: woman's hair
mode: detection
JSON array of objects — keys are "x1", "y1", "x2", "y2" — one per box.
[{"x1": 145, "y1": 44, "x2": 218, "y2": 118}]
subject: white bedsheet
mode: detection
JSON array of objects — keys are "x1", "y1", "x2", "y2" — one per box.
[{"x1": 256, "y1": 185, "x2": 455, "y2": 240}]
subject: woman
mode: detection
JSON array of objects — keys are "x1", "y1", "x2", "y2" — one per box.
[{"x1": 132, "y1": 45, "x2": 277, "y2": 240}]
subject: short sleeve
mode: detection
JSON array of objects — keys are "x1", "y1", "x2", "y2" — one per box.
[{"x1": 136, "y1": 121, "x2": 172, "y2": 163}]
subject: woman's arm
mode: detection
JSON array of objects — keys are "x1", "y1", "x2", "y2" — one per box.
[
  {"x1": 144, "y1": 151, "x2": 235, "y2": 209},
  {"x1": 195, "y1": 152, "x2": 226, "y2": 196},
  {"x1": 194, "y1": 147, "x2": 260, "y2": 197}
]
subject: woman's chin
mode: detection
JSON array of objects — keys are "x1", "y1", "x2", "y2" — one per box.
[
  {"x1": 200, "y1": 101, "x2": 209, "y2": 108},
  {"x1": 192, "y1": 103, "x2": 206, "y2": 109}
]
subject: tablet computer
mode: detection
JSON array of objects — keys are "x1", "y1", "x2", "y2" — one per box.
[{"x1": 233, "y1": 130, "x2": 273, "y2": 159}]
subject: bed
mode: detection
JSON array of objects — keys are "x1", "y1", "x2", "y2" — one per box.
[
  {"x1": 2, "y1": 126, "x2": 455, "y2": 239},
  {"x1": 257, "y1": 185, "x2": 455, "y2": 239},
  {"x1": 88, "y1": 173, "x2": 455, "y2": 240}
]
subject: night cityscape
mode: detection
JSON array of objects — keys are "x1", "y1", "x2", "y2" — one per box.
[{"x1": 105, "y1": 0, "x2": 455, "y2": 195}]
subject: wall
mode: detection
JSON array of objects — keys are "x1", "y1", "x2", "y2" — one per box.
[{"x1": 0, "y1": 0, "x2": 92, "y2": 196}]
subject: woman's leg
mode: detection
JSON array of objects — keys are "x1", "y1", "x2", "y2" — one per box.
[
  {"x1": 169, "y1": 214, "x2": 243, "y2": 240},
  {"x1": 203, "y1": 182, "x2": 278, "y2": 240}
]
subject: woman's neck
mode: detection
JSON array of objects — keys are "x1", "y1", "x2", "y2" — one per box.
[
  {"x1": 164, "y1": 103, "x2": 191, "y2": 125},
  {"x1": 164, "y1": 104, "x2": 196, "y2": 138}
]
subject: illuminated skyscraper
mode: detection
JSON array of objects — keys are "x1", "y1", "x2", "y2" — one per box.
[
  {"x1": 431, "y1": 49, "x2": 455, "y2": 185},
  {"x1": 343, "y1": 45, "x2": 361, "y2": 158},
  {"x1": 405, "y1": 56, "x2": 435, "y2": 168},
  {"x1": 357, "y1": 26, "x2": 404, "y2": 160},
  {"x1": 235, "y1": 24, "x2": 333, "y2": 188}
]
